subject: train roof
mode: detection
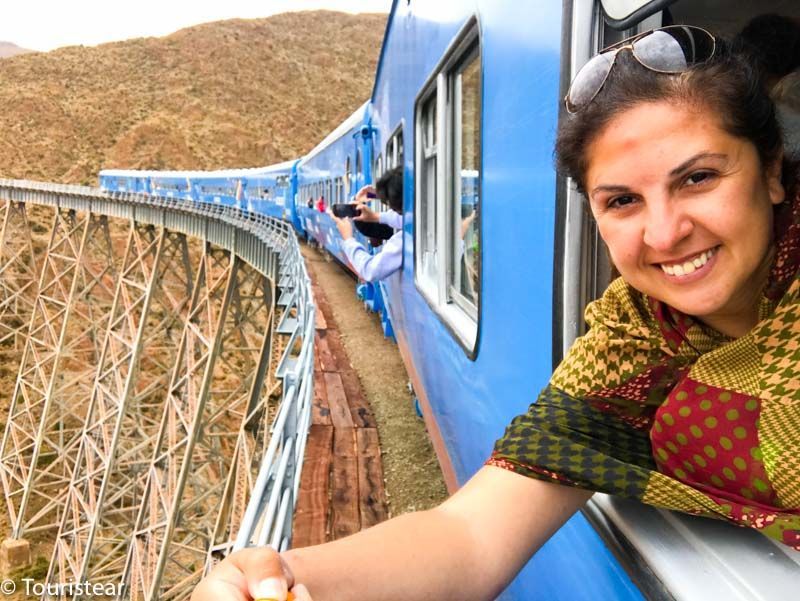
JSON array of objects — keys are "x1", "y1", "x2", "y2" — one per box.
[
  {"x1": 299, "y1": 101, "x2": 369, "y2": 167},
  {"x1": 100, "y1": 161, "x2": 298, "y2": 179}
]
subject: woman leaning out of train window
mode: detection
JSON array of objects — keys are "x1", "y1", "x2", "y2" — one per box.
[{"x1": 192, "y1": 28, "x2": 800, "y2": 601}]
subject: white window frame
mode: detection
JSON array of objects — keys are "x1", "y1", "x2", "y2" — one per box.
[{"x1": 414, "y1": 18, "x2": 481, "y2": 355}]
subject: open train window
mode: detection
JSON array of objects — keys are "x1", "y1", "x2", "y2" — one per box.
[
  {"x1": 414, "y1": 17, "x2": 481, "y2": 356},
  {"x1": 559, "y1": 0, "x2": 800, "y2": 597}
]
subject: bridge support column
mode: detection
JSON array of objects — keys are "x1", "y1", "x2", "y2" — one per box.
[{"x1": 0, "y1": 538, "x2": 30, "y2": 576}]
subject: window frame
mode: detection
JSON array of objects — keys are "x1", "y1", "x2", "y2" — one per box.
[
  {"x1": 388, "y1": 123, "x2": 405, "y2": 169},
  {"x1": 413, "y1": 16, "x2": 482, "y2": 357}
]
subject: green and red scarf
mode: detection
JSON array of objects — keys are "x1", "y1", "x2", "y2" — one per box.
[{"x1": 490, "y1": 189, "x2": 800, "y2": 549}]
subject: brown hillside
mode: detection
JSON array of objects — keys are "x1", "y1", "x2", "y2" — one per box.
[{"x1": 0, "y1": 11, "x2": 386, "y2": 184}]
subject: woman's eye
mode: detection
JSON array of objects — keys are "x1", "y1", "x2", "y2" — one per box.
[
  {"x1": 608, "y1": 195, "x2": 637, "y2": 209},
  {"x1": 685, "y1": 170, "x2": 716, "y2": 186}
]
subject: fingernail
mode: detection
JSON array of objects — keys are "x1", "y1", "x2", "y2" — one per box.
[{"x1": 252, "y1": 576, "x2": 287, "y2": 600}]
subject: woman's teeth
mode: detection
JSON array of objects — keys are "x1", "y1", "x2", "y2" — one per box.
[{"x1": 660, "y1": 247, "x2": 716, "y2": 276}]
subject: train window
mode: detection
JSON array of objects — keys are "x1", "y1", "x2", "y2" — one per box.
[
  {"x1": 390, "y1": 127, "x2": 404, "y2": 168},
  {"x1": 355, "y1": 149, "x2": 362, "y2": 185},
  {"x1": 560, "y1": 0, "x2": 800, "y2": 597},
  {"x1": 416, "y1": 92, "x2": 439, "y2": 298},
  {"x1": 414, "y1": 18, "x2": 481, "y2": 354},
  {"x1": 344, "y1": 156, "x2": 352, "y2": 197}
]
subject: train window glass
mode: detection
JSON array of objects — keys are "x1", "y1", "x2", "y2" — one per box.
[
  {"x1": 355, "y1": 150, "x2": 362, "y2": 185},
  {"x1": 416, "y1": 92, "x2": 439, "y2": 297},
  {"x1": 345, "y1": 157, "x2": 352, "y2": 197},
  {"x1": 448, "y1": 46, "x2": 481, "y2": 318},
  {"x1": 414, "y1": 18, "x2": 480, "y2": 354}
]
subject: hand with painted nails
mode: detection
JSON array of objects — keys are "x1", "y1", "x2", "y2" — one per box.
[{"x1": 191, "y1": 546, "x2": 312, "y2": 601}]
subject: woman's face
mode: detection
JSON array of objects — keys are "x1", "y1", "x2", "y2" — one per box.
[{"x1": 585, "y1": 101, "x2": 785, "y2": 337}]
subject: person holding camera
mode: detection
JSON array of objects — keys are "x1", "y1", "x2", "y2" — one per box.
[{"x1": 330, "y1": 166, "x2": 404, "y2": 283}]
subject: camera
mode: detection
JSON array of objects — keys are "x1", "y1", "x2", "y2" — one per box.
[{"x1": 332, "y1": 203, "x2": 361, "y2": 218}]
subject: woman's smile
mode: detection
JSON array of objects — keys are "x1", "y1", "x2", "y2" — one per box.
[{"x1": 655, "y1": 245, "x2": 718, "y2": 280}]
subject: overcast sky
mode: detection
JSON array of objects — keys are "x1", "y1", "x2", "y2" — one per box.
[{"x1": 1, "y1": 1, "x2": 392, "y2": 52}]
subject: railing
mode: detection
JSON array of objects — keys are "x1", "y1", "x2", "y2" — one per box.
[{"x1": 0, "y1": 179, "x2": 315, "y2": 587}]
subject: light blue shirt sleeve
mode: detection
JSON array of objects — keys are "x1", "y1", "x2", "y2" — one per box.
[
  {"x1": 341, "y1": 231, "x2": 403, "y2": 283},
  {"x1": 378, "y1": 210, "x2": 403, "y2": 230}
]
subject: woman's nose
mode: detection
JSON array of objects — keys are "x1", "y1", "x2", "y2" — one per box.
[{"x1": 642, "y1": 202, "x2": 693, "y2": 252}]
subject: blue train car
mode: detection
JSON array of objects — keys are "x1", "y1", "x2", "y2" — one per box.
[
  {"x1": 242, "y1": 160, "x2": 299, "y2": 223},
  {"x1": 243, "y1": 163, "x2": 302, "y2": 225},
  {"x1": 98, "y1": 169, "x2": 152, "y2": 194},
  {"x1": 149, "y1": 171, "x2": 197, "y2": 202},
  {"x1": 192, "y1": 172, "x2": 243, "y2": 208},
  {"x1": 296, "y1": 102, "x2": 372, "y2": 268},
  {"x1": 368, "y1": 0, "x2": 800, "y2": 599}
]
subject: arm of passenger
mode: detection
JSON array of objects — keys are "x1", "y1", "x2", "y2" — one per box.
[
  {"x1": 192, "y1": 467, "x2": 591, "y2": 601},
  {"x1": 378, "y1": 210, "x2": 403, "y2": 230},
  {"x1": 341, "y1": 233, "x2": 402, "y2": 283}
]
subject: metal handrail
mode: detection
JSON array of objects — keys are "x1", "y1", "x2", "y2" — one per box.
[{"x1": 0, "y1": 178, "x2": 315, "y2": 556}]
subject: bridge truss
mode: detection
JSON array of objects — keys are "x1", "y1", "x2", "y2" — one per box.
[{"x1": 0, "y1": 181, "x2": 315, "y2": 600}]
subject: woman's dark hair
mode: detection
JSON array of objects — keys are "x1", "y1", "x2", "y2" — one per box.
[
  {"x1": 376, "y1": 165, "x2": 404, "y2": 213},
  {"x1": 556, "y1": 37, "x2": 798, "y2": 196}
]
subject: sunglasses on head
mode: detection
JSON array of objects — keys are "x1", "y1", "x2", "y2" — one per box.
[{"x1": 565, "y1": 25, "x2": 716, "y2": 114}]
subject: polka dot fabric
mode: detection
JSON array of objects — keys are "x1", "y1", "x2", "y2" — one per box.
[{"x1": 650, "y1": 378, "x2": 777, "y2": 507}]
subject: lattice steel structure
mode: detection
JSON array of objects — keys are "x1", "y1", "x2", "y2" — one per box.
[{"x1": 0, "y1": 180, "x2": 315, "y2": 600}]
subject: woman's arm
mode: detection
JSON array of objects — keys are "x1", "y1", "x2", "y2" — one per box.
[{"x1": 193, "y1": 465, "x2": 591, "y2": 601}]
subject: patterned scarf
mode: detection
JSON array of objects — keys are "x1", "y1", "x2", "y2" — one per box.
[{"x1": 489, "y1": 188, "x2": 800, "y2": 549}]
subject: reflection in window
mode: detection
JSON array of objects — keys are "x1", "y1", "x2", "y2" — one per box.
[{"x1": 450, "y1": 51, "x2": 480, "y2": 315}]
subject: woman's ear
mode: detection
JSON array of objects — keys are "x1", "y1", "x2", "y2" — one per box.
[{"x1": 767, "y1": 153, "x2": 786, "y2": 206}]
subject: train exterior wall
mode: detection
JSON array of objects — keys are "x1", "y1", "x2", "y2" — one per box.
[{"x1": 369, "y1": 2, "x2": 642, "y2": 599}]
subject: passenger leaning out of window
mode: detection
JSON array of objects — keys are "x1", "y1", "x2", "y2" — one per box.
[
  {"x1": 330, "y1": 166, "x2": 403, "y2": 283},
  {"x1": 192, "y1": 28, "x2": 800, "y2": 601}
]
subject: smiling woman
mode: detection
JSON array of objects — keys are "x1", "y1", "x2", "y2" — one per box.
[{"x1": 490, "y1": 30, "x2": 800, "y2": 548}]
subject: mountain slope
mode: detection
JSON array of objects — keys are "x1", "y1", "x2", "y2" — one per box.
[
  {"x1": 0, "y1": 41, "x2": 33, "y2": 58},
  {"x1": 0, "y1": 11, "x2": 386, "y2": 184}
]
